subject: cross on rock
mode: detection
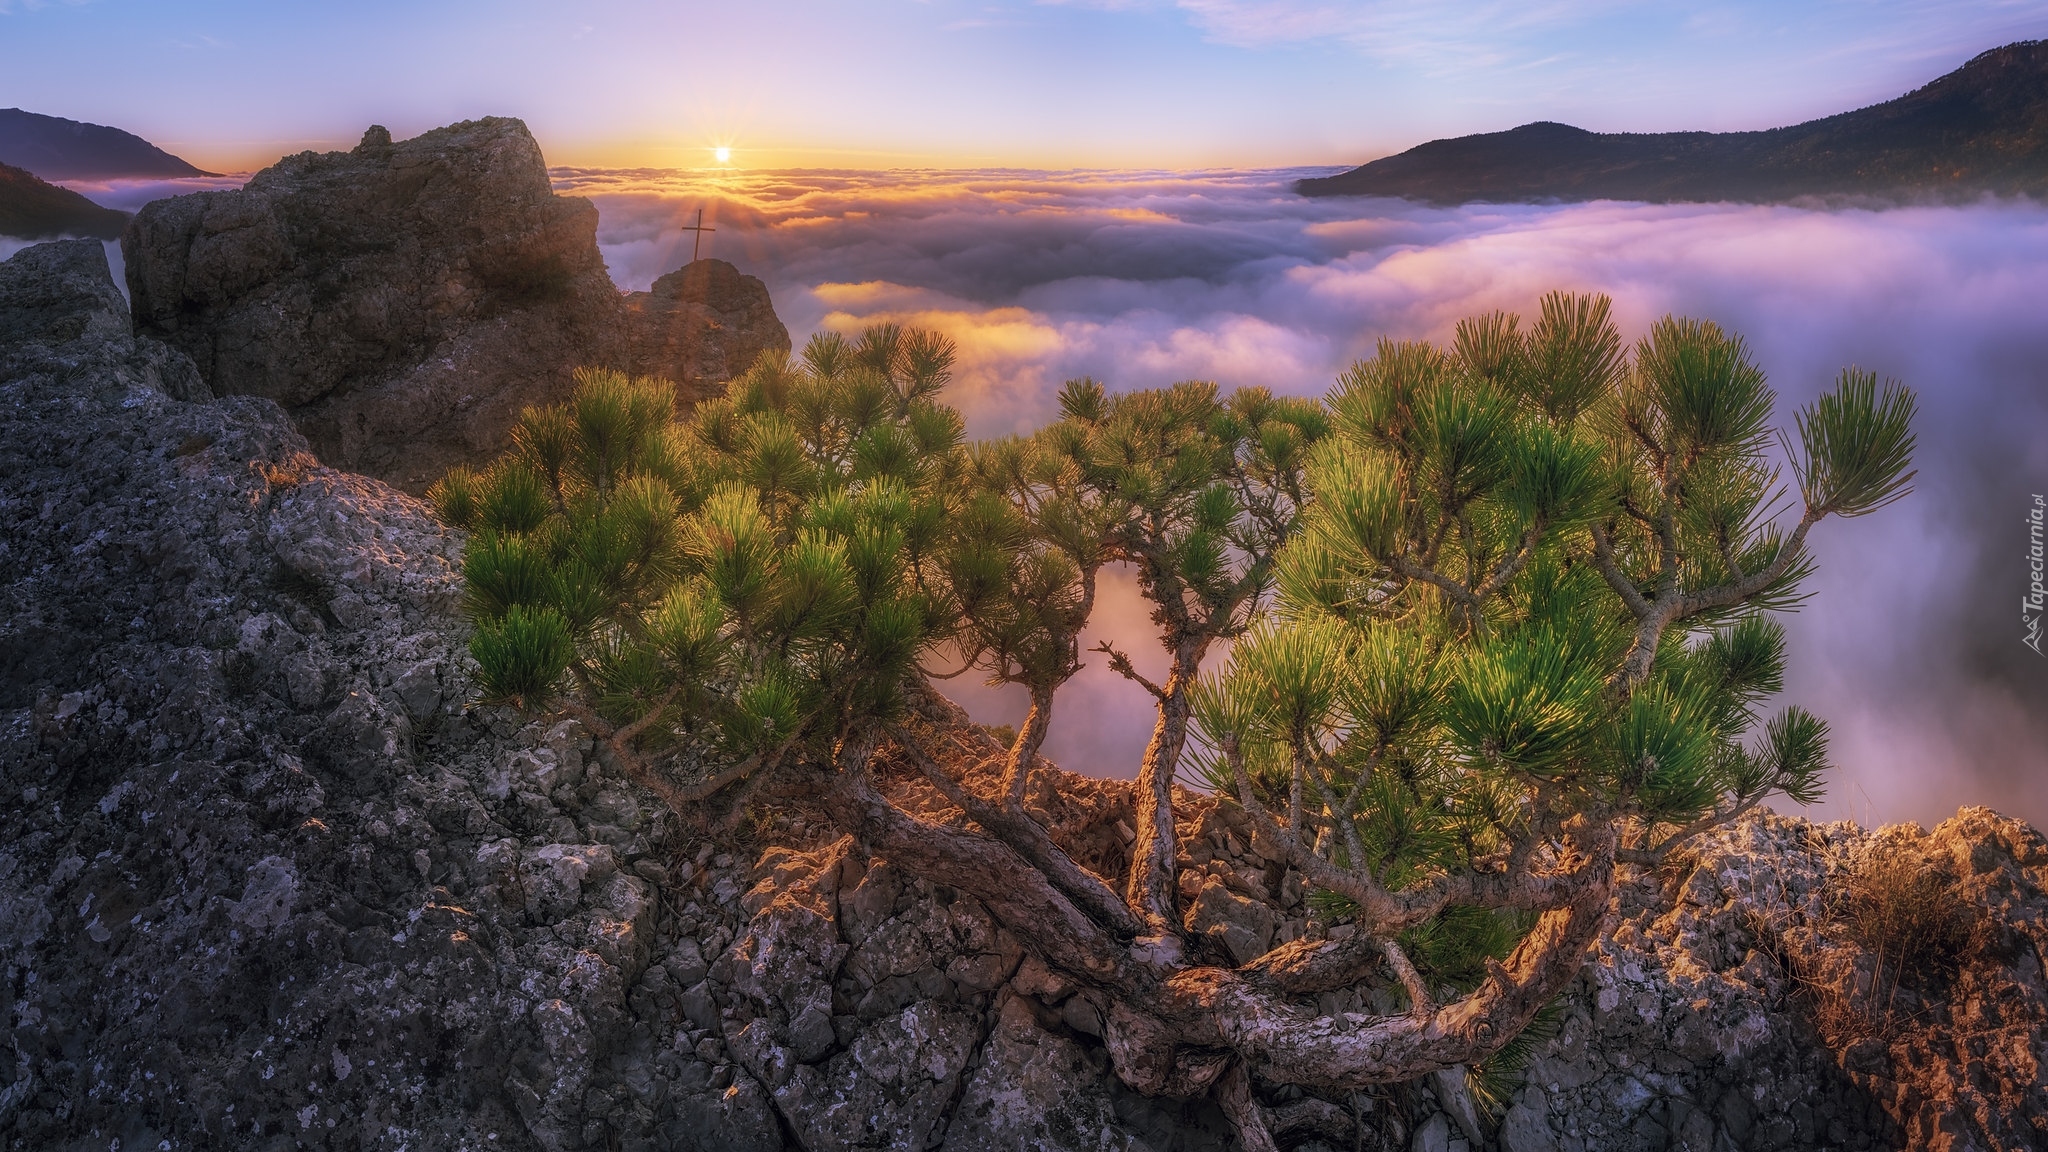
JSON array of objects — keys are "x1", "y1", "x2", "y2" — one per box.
[{"x1": 681, "y1": 207, "x2": 716, "y2": 262}]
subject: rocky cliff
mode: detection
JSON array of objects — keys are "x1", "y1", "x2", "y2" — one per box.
[
  {"x1": 4, "y1": 238, "x2": 2045, "y2": 1152},
  {"x1": 3, "y1": 238, "x2": 782, "y2": 1150},
  {"x1": 123, "y1": 119, "x2": 787, "y2": 494}
]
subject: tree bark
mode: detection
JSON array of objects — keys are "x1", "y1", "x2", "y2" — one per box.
[
  {"x1": 886, "y1": 725, "x2": 1144, "y2": 938},
  {"x1": 1145, "y1": 820, "x2": 1615, "y2": 1090},
  {"x1": 1238, "y1": 930, "x2": 1386, "y2": 995},
  {"x1": 1000, "y1": 684, "x2": 1055, "y2": 809},
  {"x1": 1218, "y1": 1062, "x2": 1280, "y2": 1152},
  {"x1": 823, "y1": 752, "x2": 1139, "y2": 990},
  {"x1": 1125, "y1": 656, "x2": 1197, "y2": 937}
]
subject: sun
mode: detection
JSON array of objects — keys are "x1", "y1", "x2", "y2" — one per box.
[{"x1": 714, "y1": 146, "x2": 731, "y2": 164}]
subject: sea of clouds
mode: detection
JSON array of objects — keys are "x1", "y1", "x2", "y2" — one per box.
[
  {"x1": 560, "y1": 165, "x2": 2048, "y2": 829},
  {"x1": 16, "y1": 166, "x2": 2042, "y2": 828}
]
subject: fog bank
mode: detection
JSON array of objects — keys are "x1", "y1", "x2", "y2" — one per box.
[{"x1": 561, "y1": 166, "x2": 2048, "y2": 830}]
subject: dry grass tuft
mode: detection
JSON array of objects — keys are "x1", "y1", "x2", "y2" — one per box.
[
  {"x1": 1829, "y1": 851, "x2": 1980, "y2": 995},
  {"x1": 1799, "y1": 849, "x2": 1982, "y2": 1044},
  {"x1": 253, "y1": 451, "x2": 319, "y2": 490},
  {"x1": 1732, "y1": 837, "x2": 1982, "y2": 1047}
]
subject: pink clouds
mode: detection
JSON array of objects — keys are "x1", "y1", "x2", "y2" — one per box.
[{"x1": 570, "y1": 167, "x2": 2048, "y2": 827}]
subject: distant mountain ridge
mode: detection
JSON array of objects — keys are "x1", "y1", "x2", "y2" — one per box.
[
  {"x1": 0, "y1": 108, "x2": 216, "y2": 181},
  {"x1": 0, "y1": 161, "x2": 128, "y2": 240},
  {"x1": 1299, "y1": 40, "x2": 2048, "y2": 203}
]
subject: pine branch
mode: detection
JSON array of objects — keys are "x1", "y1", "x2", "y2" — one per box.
[
  {"x1": 1676, "y1": 510, "x2": 1819, "y2": 619},
  {"x1": 1381, "y1": 937, "x2": 1436, "y2": 1017},
  {"x1": 1092, "y1": 640, "x2": 1167, "y2": 700}
]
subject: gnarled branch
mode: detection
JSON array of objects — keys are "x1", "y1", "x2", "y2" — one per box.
[
  {"x1": 1141, "y1": 818, "x2": 1616, "y2": 1091},
  {"x1": 823, "y1": 735, "x2": 1140, "y2": 992},
  {"x1": 884, "y1": 724, "x2": 1144, "y2": 938}
]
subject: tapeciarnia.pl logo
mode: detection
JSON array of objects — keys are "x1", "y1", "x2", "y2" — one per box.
[{"x1": 2028, "y1": 494, "x2": 2045, "y2": 656}]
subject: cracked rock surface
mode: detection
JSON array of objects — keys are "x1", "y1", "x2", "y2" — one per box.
[{"x1": 2, "y1": 239, "x2": 776, "y2": 1150}]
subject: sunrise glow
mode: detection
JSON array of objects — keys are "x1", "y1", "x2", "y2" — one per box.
[{"x1": 3, "y1": 1, "x2": 2042, "y2": 170}]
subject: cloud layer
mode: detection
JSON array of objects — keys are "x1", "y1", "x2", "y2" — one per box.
[
  {"x1": 16, "y1": 166, "x2": 2038, "y2": 828},
  {"x1": 562, "y1": 165, "x2": 2048, "y2": 829}
]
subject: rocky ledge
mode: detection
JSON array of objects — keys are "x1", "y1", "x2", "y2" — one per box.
[
  {"x1": 122, "y1": 119, "x2": 789, "y2": 494},
  {"x1": 4, "y1": 238, "x2": 2045, "y2": 1151}
]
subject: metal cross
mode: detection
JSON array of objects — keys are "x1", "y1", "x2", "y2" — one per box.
[{"x1": 681, "y1": 207, "x2": 716, "y2": 262}]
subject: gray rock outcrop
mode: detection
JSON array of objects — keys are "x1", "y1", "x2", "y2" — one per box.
[
  {"x1": 121, "y1": 119, "x2": 786, "y2": 495},
  {"x1": 5, "y1": 238, "x2": 2046, "y2": 1152},
  {"x1": 623, "y1": 259, "x2": 790, "y2": 404},
  {"x1": 124, "y1": 118, "x2": 623, "y2": 492},
  {"x1": 0, "y1": 239, "x2": 779, "y2": 1150}
]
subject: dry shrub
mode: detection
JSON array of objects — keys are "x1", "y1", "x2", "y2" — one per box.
[
  {"x1": 253, "y1": 450, "x2": 318, "y2": 490},
  {"x1": 1732, "y1": 838, "x2": 1981, "y2": 1046},
  {"x1": 1830, "y1": 851, "x2": 1980, "y2": 993},
  {"x1": 1799, "y1": 849, "x2": 1983, "y2": 1043}
]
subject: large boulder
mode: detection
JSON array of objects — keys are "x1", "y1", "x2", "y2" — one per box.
[
  {"x1": 624, "y1": 258, "x2": 790, "y2": 404},
  {"x1": 1, "y1": 238, "x2": 142, "y2": 357},
  {"x1": 122, "y1": 119, "x2": 787, "y2": 494}
]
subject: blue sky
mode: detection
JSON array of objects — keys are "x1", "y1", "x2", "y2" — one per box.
[
  {"x1": 2, "y1": 0, "x2": 2044, "y2": 169},
  {"x1": 4, "y1": 0, "x2": 2048, "y2": 169}
]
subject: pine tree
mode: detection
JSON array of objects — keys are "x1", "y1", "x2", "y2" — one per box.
[{"x1": 435, "y1": 300, "x2": 1914, "y2": 1148}]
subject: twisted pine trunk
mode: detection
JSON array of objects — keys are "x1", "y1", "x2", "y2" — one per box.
[
  {"x1": 820, "y1": 732, "x2": 1619, "y2": 1110},
  {"x1": 1126, "y1": 683, "x2": 1193, "y2": 936}
]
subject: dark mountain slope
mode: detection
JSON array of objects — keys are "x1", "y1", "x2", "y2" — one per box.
[
  {"x1": 0, "y1": 108, "x2": 216, "y2": 180},
  {"x1": 1299, "y1": 40, "x2": 2048, "y2": 203},
  {"x1": 0, "y1": 161, "x2": 128, "y2": 240}
]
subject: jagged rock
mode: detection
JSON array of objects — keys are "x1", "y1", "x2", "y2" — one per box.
[
  {"x1": 0, "y1": 238, "x2": 205, "y2": 409},
  {"x1": 1491, "y1": 808, "x2": 2048, "y2": 1152},
  {"x1": 1184, "y1": 874, "x2": 1279, "y2": 965},
  {"x1": 0, "y1": 239, "x2": 773, "y2": 1150},
  {"x1": 1498, "y1": 1090, "x2": 1558, "y2": 1152},
  {"x1": 1412, "y1": 1111, "x2": 1452, "y2": 1152},
  {"x1": 122, "y1": 120, "x2": 787, "y2": 496},
  {"x1": 124, "y1": 117, "x2": 625, "y2": 492},
  {"x1": 944, "y1": 994, "x2": 1139, "y2": 1152},
  {"x1": 624, "y1": 258, "x2": 790, "y2": 403}
]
